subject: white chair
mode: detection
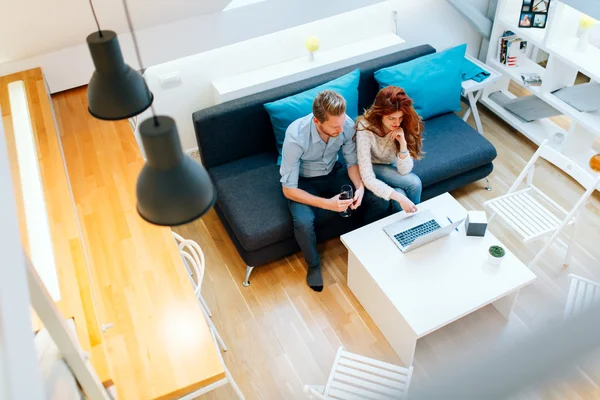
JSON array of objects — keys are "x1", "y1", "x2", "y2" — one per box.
[
  {"x1": 172, "y1": 231, "x2": 228, "y2": 352},
  {"x1": 179, "y1": 327, "x2": 245, "y2": 400},
  {"x1": 484, "y1": 141, "x2": 600, "y2": 268},
  {"x1": 564, "y1": 274, "x2": 600, "y2": 320},
  {"x1": 304, "y1": 346, "x2": 414, "y2": 400},
  {"x1": 172, "y1": 232, "x2": 213, "y2": 315}
]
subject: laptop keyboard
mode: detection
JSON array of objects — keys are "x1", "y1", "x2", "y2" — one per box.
[{"x1": 394, "y1": 219, "x2": 441, "y2": 248}]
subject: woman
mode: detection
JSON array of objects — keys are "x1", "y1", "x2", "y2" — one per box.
[{"x1": 356, "y1": 86, "x2": 424, "y2": 213}]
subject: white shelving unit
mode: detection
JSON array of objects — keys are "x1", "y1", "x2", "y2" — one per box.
[{"x1": 483, "y1": 0, "x2": 600, "y2": 180}]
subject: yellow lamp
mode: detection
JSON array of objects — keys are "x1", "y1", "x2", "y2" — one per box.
[{"x1": 305, "y1": 36, "x2": 320, "y2": 61}]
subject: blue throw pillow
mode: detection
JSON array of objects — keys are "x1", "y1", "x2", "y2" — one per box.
[
  {"x1": 264, "y1": 69, "x2": 360, "y2": 164},
  {"x1": 374, "y1": 44, "x2": 467, "y2": 120}
]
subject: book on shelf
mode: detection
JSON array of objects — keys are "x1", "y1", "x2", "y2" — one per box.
[
  {"x1": 521, "y1": 73, "x2": 542, "y2": 87},
  {"x1": 498, "y1": 30, "x2": 528, "y2": 67}
]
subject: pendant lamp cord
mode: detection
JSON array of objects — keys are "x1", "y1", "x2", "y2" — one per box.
[
  {"x1": 121, "y1": 0, "x2": 159, "y2": 126},
  {"x1": 89, "y1": 0, "x2": 103, "y2": 37}
]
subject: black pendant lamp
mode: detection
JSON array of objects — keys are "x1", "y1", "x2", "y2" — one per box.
[
  {"x1": 85, "y1": 0, "x2": 152, "y2": 120},
  {"x1": 136, "y1": 116, "x2": 216, "y2": 226},
  {"x1": 86, "y1": 0, "x2": 215, "y2": 225},
  {"x1": 87, "y1": 30, "x2": 153, "y2": 120}
]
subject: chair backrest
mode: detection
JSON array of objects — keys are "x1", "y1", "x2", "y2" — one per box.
[
  {"x1": 565, "y1": 274, "x2": 600, "y2": 319},
  {"x1": 537, "y1": 144, "x2": 599, "y2": 191},
  {"x1": 323, "y1": 347, "x2": 413, "y2": 400},
  {"x1": 171, "y1": 232, "x2": 206, "y2": 294}
]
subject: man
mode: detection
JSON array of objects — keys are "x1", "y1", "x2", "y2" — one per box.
[{"x1": 280, "y1": 90, "x2": 390, "y2": 292}]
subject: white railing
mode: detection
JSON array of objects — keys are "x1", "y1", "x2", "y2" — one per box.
[{"x1": 8, "y1": 80, "x2": 60, "y2": 301}]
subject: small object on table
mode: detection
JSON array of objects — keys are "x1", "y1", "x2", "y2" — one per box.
[
  {"x1": 488, "y1": 245, "x2": 506, "y2": 266},
  {"x1": 553, "y1": 132, "x2": 564, "y2": 144},
  {"x1": 465, "y1": 211, "x2": 487, "y2": 237},
  {"x1": 520, "y1": 73, "x2": 542, "y2": 87},
  {"x1": 577, "y1": 14, "x2": 598, "y2": 53},
  {"x1": 446, "y1": 216, "x2": 459, "y2": 232},
  {"x1": 590, "y1": 154, "x2": 600, "y2": 173},
  {"x1": 305, "y1": 36, "x2": 320, "y2": 62},
  {"x1": 462, "y1": 59, "x2": 490, "y2": 83}
]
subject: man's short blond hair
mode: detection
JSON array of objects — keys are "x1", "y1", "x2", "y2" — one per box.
[{"x1": 312, "y1": 90, "x2": 346, "y2": 123}]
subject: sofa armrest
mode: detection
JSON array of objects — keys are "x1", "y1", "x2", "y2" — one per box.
[{"x1": 192, "y1": 96, "x2": 278, "y2": 169}]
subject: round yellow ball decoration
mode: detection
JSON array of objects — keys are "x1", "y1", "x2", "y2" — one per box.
[
  {"x1": 305, "y1": 36, "x2": 320, "y2": 53},
  {"x1": 579, "y1": 14, "x2": 598, "y2": 30}
]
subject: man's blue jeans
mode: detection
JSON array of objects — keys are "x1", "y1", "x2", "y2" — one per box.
[{"x1": 288, "y1": 163, "x2": 391, "y2": 269}]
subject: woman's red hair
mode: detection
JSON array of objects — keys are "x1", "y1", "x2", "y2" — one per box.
[{"x1": 357, "y1": 86, "x2": 424, "y2": 159}]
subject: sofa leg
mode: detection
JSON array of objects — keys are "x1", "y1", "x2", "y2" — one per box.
[
  {"x1": 242, "y1": 265, "x2": 254, "y2": 287},
  {"x1": 485, "y1": 177, "x2": 492, "y2": 191}
]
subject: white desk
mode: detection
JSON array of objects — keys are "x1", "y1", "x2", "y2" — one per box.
[
  {"x1": 341, "y1": 193, "x2": 536, "y2": 366},
  {"x1": 462, "y1": 55, "x2": 502, "y2": 135}
]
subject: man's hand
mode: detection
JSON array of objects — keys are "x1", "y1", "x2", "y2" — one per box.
[
  {"x1": 351, "y1": 186, "x2": 364, "y2": 210},
  {"x1": 326, "y1": 194, "x2": 354, "y2": 212}
]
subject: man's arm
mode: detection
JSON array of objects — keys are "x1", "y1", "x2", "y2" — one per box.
[
  {"x1": 282, "y1": 187, "x2": 352, "y2": 212},
  {"x1": 341, "y1": 118, "x2": 365, "y2": 209},
  {"x1": 280, "y1": 133, "x2": 351, "y2": 212},
  {"x1": 347, "y1": 164, "x2": 363, "y2": 191}
]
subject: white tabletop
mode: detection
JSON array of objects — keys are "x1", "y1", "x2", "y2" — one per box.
[{"x1": 341, "y1": 193, "x2": 536, "y2": 338}]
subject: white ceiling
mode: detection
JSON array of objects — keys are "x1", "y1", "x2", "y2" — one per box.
[{"x1": 0, "y1": 0, "x2": 231, "y2": 63}]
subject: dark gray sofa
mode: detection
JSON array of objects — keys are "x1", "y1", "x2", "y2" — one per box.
[{"x1": 192, "y1": 44, "x2": 497, "y2": 286}]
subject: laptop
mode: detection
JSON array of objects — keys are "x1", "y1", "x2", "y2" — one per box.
[{"x1": 383, "y1": 210, "x2": 464, "y2": 253}]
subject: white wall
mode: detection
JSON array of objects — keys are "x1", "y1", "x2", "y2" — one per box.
[
  {"x1": 0, "y1": 0, "x2": 231, "y2": 64},
  {"x1": 140, "y1": 0, "x2": 487, "y2": 154},
  {"x1": 0, "y1": 0, "x2": 383, "y2": 93}
]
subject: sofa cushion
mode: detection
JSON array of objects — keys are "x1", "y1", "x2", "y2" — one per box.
[
  {"x1": 413, "y1": 113, "x2": 497, "y2": 187},
  {"x1": 209, "y1": 152, "x2": 360, "y2": 252},
  {"x1": 264, "y1": 69, "x2": 361, "y2": 164},
  {"x1": 374, "y1": 44, "x2": 466, "y2": 120}
]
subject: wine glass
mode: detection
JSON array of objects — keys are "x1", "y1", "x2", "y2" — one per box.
[{"x1": 339, "y1": 184, "x2": 353, "y2": 217}]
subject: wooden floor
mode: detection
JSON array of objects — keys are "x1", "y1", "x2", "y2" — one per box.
[{"x1": 56, "y1": 88, "x2": 600, "y2": 399}]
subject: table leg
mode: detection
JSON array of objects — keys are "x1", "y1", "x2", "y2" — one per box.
[
  {"x1": 347, "y1": 251, "x2": 418, "y2": 366},
  {"x1": 463, "y1": 102, "x2": 472, "y2": 122},
  {"x1": 492, "y1": 289, "x2": 520, "y2": 319},
  {"x1": 468, "y1": 91, "x2": 484, "y2": 135}
]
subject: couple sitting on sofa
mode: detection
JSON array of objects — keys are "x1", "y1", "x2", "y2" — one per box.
[{"x1": 280, "y1": 85, "x2": 422, "y2": 292}]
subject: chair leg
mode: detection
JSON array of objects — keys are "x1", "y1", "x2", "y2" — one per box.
[
  {"x1": 202, "y1": 307, "x2": 228, "y2": 352},
  {"x1": 198, "y1": 293, "x2": 213, "y2": 317},
  {"x1": 484, "y1": 177, "x2": 492, "y2": 191},
  {"x1": 531, "y1": 189, "x2": 595, "y2": 268},
  {"x1": 210, "y1": 320, "x2": 228, "y2": 352},
  {"x1": 224, "y1": 363, "x2": 245, "y2": 400},
  {"x1": 242, "y1": 265, "x2": 254, "y2": 287},
  {"x1": 304, "y1": 385, "x2": 327, "y2": 400},
  {"x1": 563, "y1": 212, "x2": 580, "y2": 267}
]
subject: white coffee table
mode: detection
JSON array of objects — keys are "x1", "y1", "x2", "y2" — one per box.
[{"x1": 341, "y1": 193, "x2": 536, "y2": 366}]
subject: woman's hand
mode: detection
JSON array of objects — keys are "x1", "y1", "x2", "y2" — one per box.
[
  {"x1": 391, "y1": 191, "x2": 418, "y2": 213},
  {"x1": 398, "y1": 197, "x2": 418, "y2": 213},
  {"x1": 390, "y1": 128, "x2": 407, "y2": 147}
]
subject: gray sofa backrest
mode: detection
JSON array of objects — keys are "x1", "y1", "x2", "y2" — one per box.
[{"x1": 193, "y1": 44, "x2": 436, "y2": 170}]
